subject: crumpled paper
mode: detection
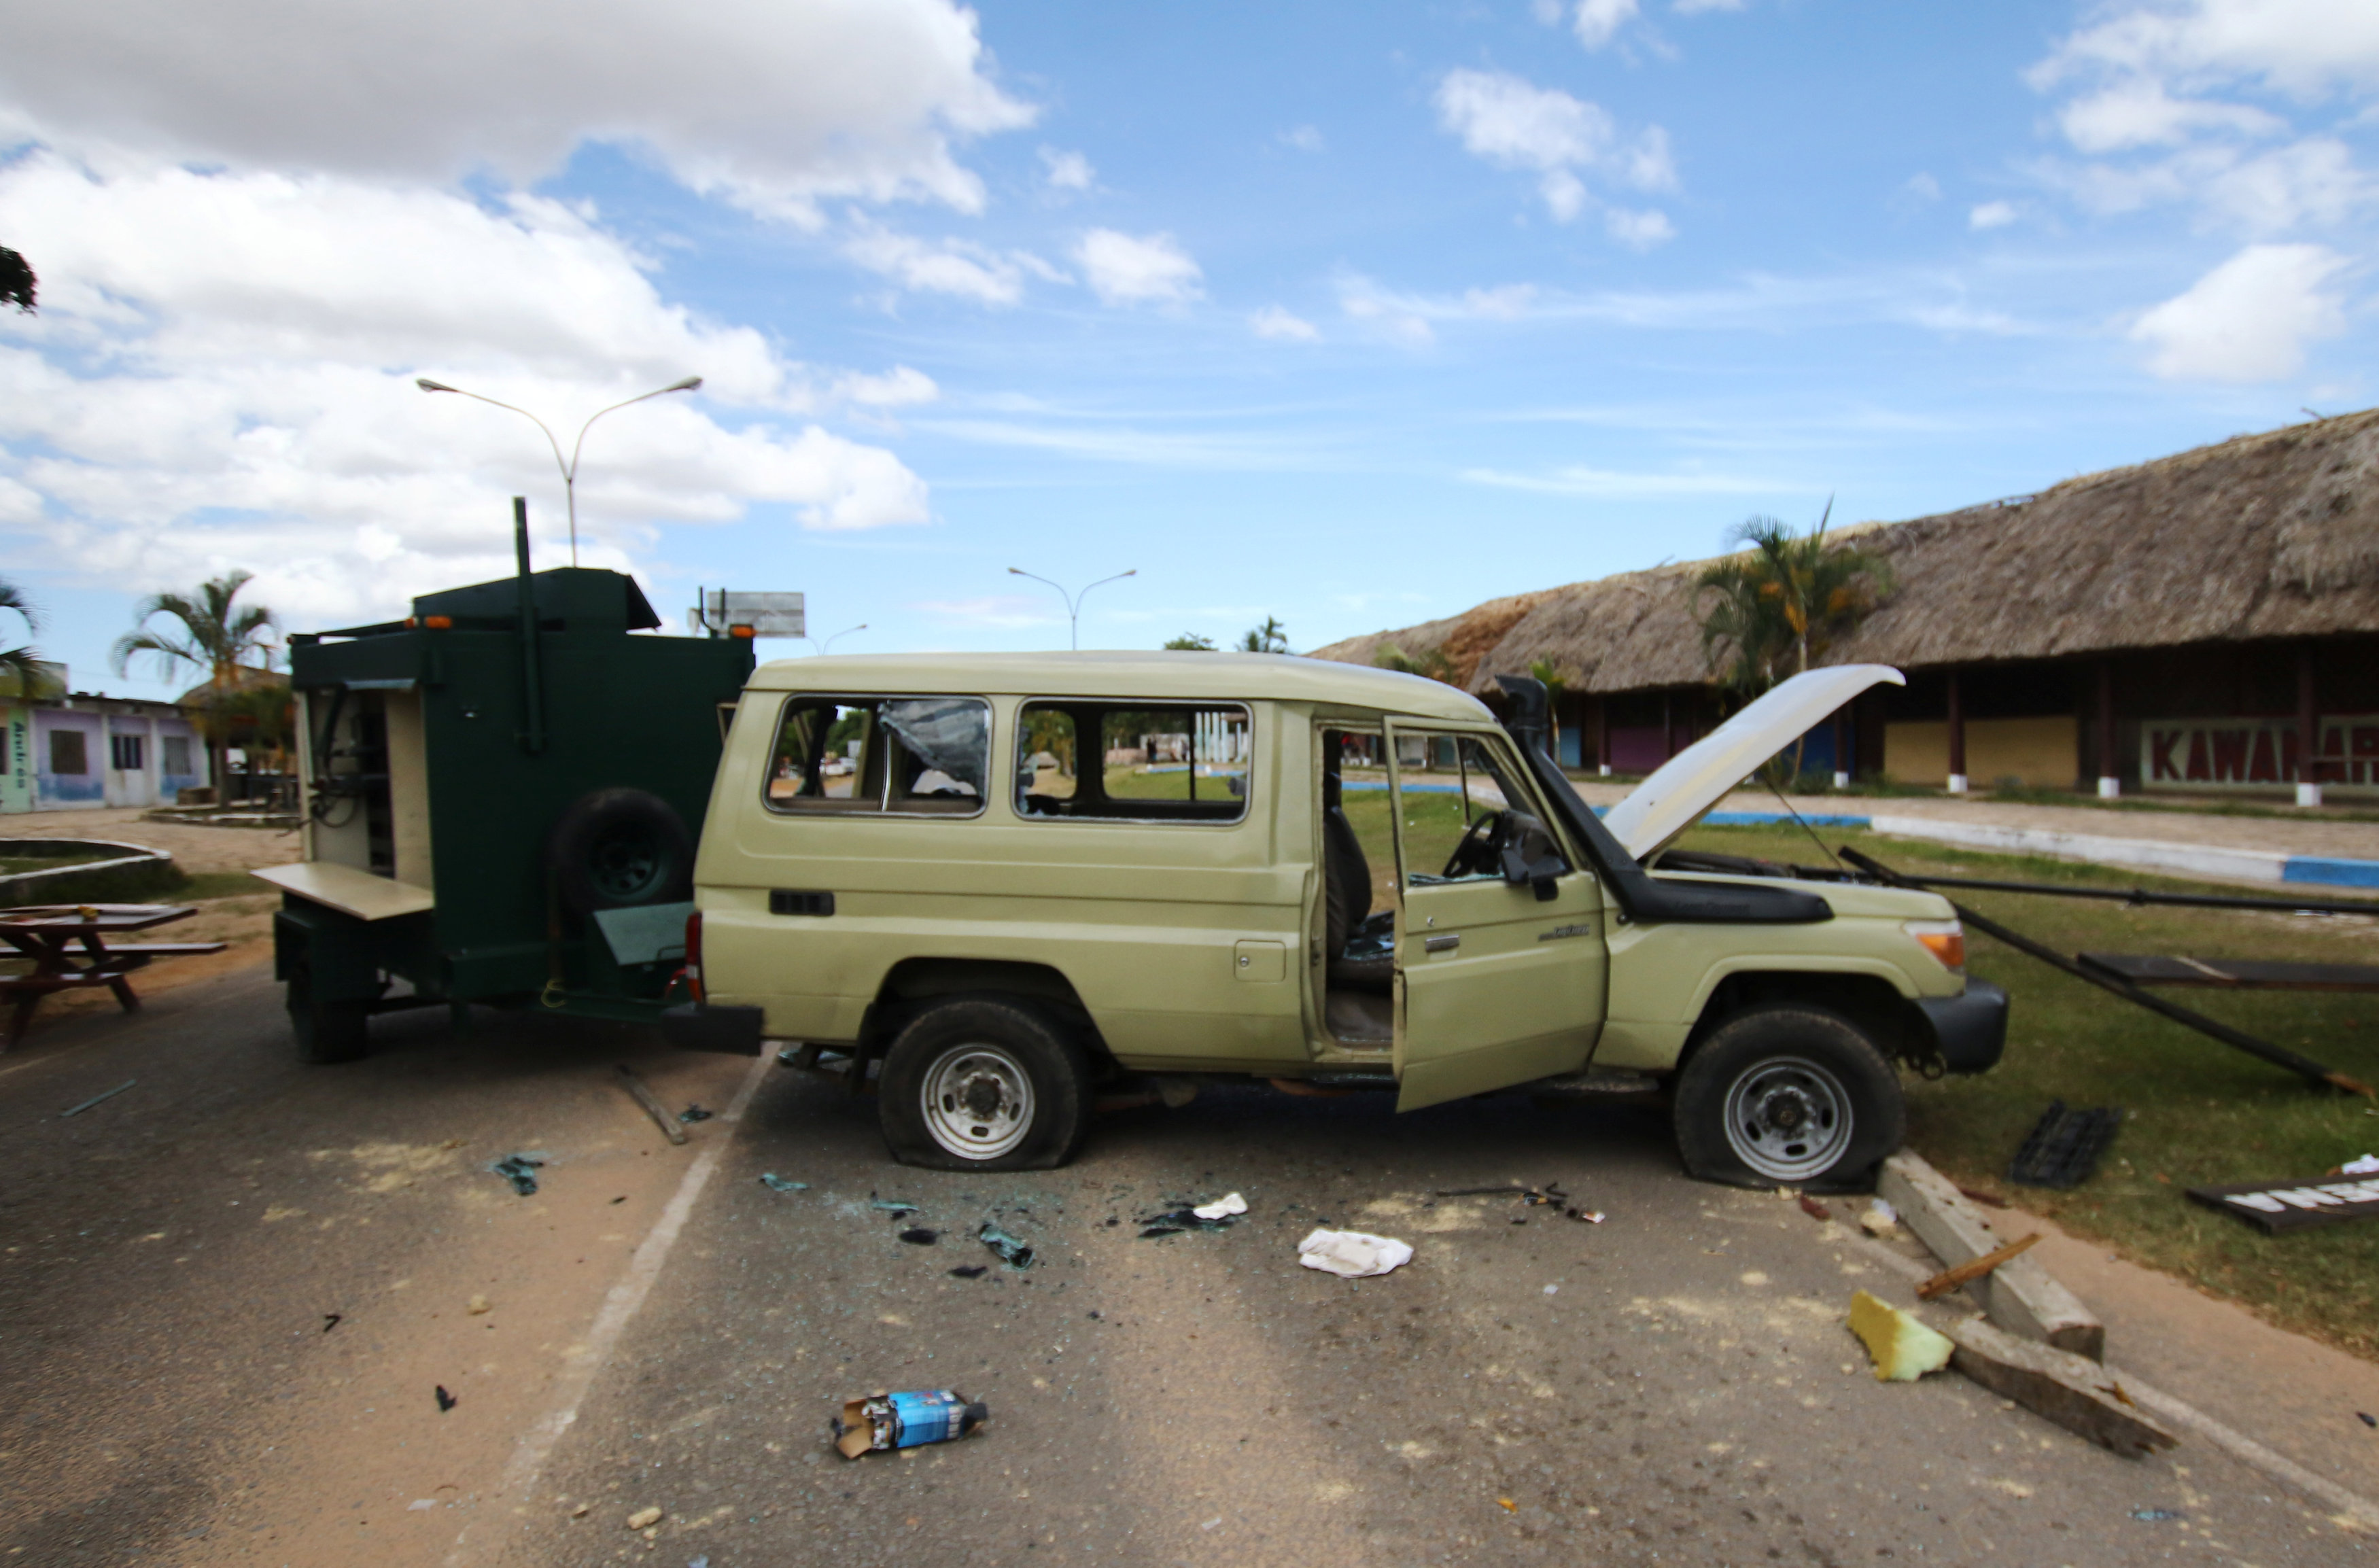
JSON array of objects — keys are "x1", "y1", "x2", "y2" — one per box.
[
  {"x1": 1192, "y1": 1192, "x2": 1249, "y2": 1220},
  {"x1": 1296, "y1": 1227, "x2": 1414, "y2": 1278}
]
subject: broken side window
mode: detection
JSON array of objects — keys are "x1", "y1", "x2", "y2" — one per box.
[
  {"x1": 765, "y1": 695, "x2": 990, "y2": 817},
  {"x1": 1391, "y1": 732, "x2": 1566, "y2": 887},
  {"x1": 1014, "y1": 701, "x2": 1251, "y2": 822}
]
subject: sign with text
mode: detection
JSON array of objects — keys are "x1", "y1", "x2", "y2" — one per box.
[
  {"x1": 2187, "y1": 1176, "x2": 2379, "y2": 1234},
  {"x1": 2140, "y1": 715, "x2": 2379, "y2": 793}
]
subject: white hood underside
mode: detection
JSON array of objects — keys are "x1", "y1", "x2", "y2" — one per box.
[{"x1": 1601, "y1": 664, "x2": 1907, "y2": 861}]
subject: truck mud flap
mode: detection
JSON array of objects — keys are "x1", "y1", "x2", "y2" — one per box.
[{"x1": 662, "y1": 1001, "x2": 765, "y2": 1056}]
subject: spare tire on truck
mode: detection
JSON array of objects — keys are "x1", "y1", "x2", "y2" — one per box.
[{"x1": 544, "y1": 788, "x2": 695, "y2": 918}]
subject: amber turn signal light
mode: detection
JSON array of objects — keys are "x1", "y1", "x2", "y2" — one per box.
[
  {"x1": 1903, "y1": 920, "x2": 1965, "y2": 971},
  {"x1": 729, "y1": 624, "x2": 757, "y2": 639}
]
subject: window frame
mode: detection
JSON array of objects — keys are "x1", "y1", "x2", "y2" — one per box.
[
  {"x1": 1011, "y1": 698, "x2": 1255, "y2": 826},
  {"x1": 759, "y1": 692, "x2": 994, "y2": 820},
  {"x1": 1385, "y1": 723, "x2": 1572, "y2": 889}
]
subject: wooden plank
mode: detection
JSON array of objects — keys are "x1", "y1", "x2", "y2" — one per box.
[
  {"x1": 1879, "y1": 1151, "x2": 2106, "y2": 1361},
  {"x1": 251, "y1": 862, "x2": 434, "y2": 922},
  {"x1": 1943, "y1": 1315, "x2": 2178, "y2": 1460},
  {"x1": 2079, "y1": 952, "x2": 2379, "y2": 992},
  {"x1": 1917, "y1": 1232, "x2": 2041, "y2": 1300}
]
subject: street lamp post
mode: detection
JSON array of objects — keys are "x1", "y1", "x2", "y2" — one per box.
[
  {"x1": 808, "y1": 623, "x2": 867, "y2": 657},
  {"x1": 1007, "y1": 568, "x2": 1136, "y2": 651},
  {"x1": 416, "y1": 375, "x2": 703, "y2": 566}
]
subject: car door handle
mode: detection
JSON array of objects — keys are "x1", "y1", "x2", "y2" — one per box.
[{"x1": 1423, "y1": 933, "x2": 1460, "y2": 954}]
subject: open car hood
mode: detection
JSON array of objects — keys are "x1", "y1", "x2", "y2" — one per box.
[{"x1": 1601, "y1": 664, "x2": 1906, "y2": 861}]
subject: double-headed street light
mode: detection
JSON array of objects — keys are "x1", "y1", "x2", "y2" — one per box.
[
  {"x1": 416, "y1": 374, "x2": 703, "y2": 565},
  {"x1": 808, "y1": 623, "x2": 867, "y2": 657},
  {"x1": 1007, "y1": 567, "x2": 1136, "y2": 651}
]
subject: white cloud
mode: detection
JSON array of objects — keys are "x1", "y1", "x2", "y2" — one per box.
[
  {"x1": 1572, "y1": 0, "x2": 1642, "y2": 49},
  {"x1": 1969, "y1": 201, "x2": 2020, "y2": 229},
  {"x1": 1433, "y1": 68, "x2": 1677, "y2": 230},
  {"x1": 1673, "y1": 0, "x2": 1746, "y2": 12},
  {"x1": 1901, "y1": 172, "x2": 1942, "y2": 204},
  {"x1": 2130, "y1": 243, "x2": 2348, "y2": 381},
  {"x1": 1040, "y1": 147, "x2": 1095, "y2": 191},
  {"x1": 1605, "y1": 207, "x2": 1678, "y2": 248},
  {"x1": 2055, "y1": 79, "x2": 2282, "y2": 154},
  {"x1": 1463, "y1": 465, "x2": 1789, "y2": 497},
  {"x1": 1279, "y1": 125, "x2": 1327, "y2": 153},
  {"x1": 2034, "y1": 0, "x2": 2379, "y2": 100},
  {"x1": 0, "y1": 153, "x2": 932, "y2": 624},
  {"x1": 0, "y1": 0, "x2": 1035, "y2": 226},
  {"x1": 1251, "y1": 305, "x2": 1321, "y2": 342},
  {"x1": 1072, "y1": 230, "x2": 1204, "y2": 307},
  {"x1": 842, "y1": 219, "x2": 1043, "y2": 304}
]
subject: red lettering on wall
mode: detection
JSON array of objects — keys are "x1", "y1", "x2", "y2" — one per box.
[
  {"x1": 2151, "y1": 730, "x2": 2183, "y2": 780},
  {"x1": 2187, "y1": 731, "x2": 2210, "y2": 780},
  {"x1": 2210, "y1": 729, "x2": 2249, "y2": 782}
]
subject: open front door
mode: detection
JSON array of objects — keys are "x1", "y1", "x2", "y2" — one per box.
[{"x1": 1387, "y1": 722, "x2": 1606, "y2": 1112}]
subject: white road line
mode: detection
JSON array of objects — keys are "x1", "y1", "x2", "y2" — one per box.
[{"x1": 446, "y1": 1047, "x2": 777, "y2": 1566}]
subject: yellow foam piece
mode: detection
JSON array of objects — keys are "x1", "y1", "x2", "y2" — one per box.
[{"x1": 1848, "y1": 1289, "x2": 1955, "y2": 1382}]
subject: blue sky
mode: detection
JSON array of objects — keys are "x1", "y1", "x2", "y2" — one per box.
[{"x1": 2, "y1": 0, "x2": 2373, "y2": 697}]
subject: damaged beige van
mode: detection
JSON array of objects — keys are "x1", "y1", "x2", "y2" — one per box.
[{"x1": 670, "y1": 655, "x2": 2004, "y2": 1188}]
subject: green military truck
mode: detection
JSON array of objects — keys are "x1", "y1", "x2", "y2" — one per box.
[{"x1": 258, "y1": 542, "x2": 753, "y2": 1059}]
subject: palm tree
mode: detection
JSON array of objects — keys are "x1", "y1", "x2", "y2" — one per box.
[
  {"x1": 1374, "y1": 642, "x2": 1457, "y2": 684},
  {"x1": 113, "y1": 571, "x2": 279, "y2": 793},
  {"x1": 0, "y1": 578, "x2": 62, "y2": 699},
  {"x1": 1528, "y1": 657, "x2": 1568, "y2": 763},
  {"x1": 1238, "y1": 616, "x2": 1289, "y2": 654},
  {"x1": 1695, "y1": 505, "x2": 1894, "y2": 780}
]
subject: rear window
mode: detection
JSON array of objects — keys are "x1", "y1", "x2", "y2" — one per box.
[
  {"x1": 1015, "y1": 702, "x2": 1251, "y2": 823},
  {"x1": 764, "y1": 695, "x2": 990, "y2": 816}
]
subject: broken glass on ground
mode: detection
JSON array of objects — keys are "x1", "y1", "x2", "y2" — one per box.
[
  {"x1": 977, "y1": 1222, "x2": 1035, "y2": 1268},
  {"x1": 899, "y1": 1227, "x2": 939, "y2": 1245},
  {"x1": 489, "y1": 1155, "x2": 544, "y2": 1196},
  {"x1": 759, "y1": 1173, "x2": 808, "y2": 1193},
  {"x1": 678, "y1": 1103, "x2": 715, "y2": 1123}
]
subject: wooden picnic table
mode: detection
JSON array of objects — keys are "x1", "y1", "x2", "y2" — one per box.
[{"x1": 0, "y1": 904, "x2": 227, "y2": 1049}]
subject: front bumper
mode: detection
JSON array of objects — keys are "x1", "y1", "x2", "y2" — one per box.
[
  {"x1": 661, "y1": 1000, "x2": 765, "y2": 1056},
  {"x1": 1917, "y1": 979, "x2": 2009, "y2": 1074}
]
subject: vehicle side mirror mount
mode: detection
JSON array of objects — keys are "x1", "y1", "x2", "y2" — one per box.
[{"x1": 1499, "y1": 819, "x2": 1565, "y2": 900}]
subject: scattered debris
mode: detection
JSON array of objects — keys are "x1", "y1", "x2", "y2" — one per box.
[
  {"x1": 1138, "y1": 1202, "x2": 1236, "y2": 1238},
  {"x1": 1957, "y1": 1185, "x2": 2010, "y2": 1210},
  {"x1": 59, "y1": 1079, "x2": 137, "y2": 1118},
  {"x1": 2010, "y1": 1101, "x2": 2122, "y2": 1189},
  {"x1": 871, "y1": 1198, "x2": 920, "y2": 1216},
  {"x1": 899, "y1": 1227, "x2": 939, "y2": 1246},
  {"x1": 2187, "y1": 1174, "x2": 2379, "y2": 1234},
  {"x1": 435, "y1": 1385, "x2": 458, "y2": 1412},
  {"x1": 2359, "y1": 1412, "x2": 2376, "y2": 1429},
  {"x1": 490, "y1": 1155, "x2": 544, "y2": 1196},
  {"x1": 614, "y1": 1064, "x2": 690, "y2": 1147},
  {"x1": 1799, "y1": 1194, "x2": 1833, "y2": 1222},
  {"x1": 322, "y1": 1313, "x2": 341, "y2": 1333},
  {"x1": 759, "y1": 1173, "x2": 807, "y2": 1193},
  {"x1": 2344, "y1": 1155, "x2": 2379, "y2": 1177},
  {"x1": 467, "y1": 1294, "x2": 491, "y2": 1315},
  {"x1": 1917, "y1": 1233, "x2": 2043, "y2": 1301},
  {"x1": 610, "y1": 1195, "x2": 627, "y2": 1204},
  {"x1": 2131, "y1": 1508, "x2": 2181, "y2": 1522},
  {"x1": 1296, "y1": 1227, "x2": 1413, "y2": 1279},
  {"x1": 948, "y1": 1265, "x2": 988, "y2": 1279},
  {"x1": 832, "y1": 1390, "x2": 989, "y2": 1458},
  {"x1": 1543, "y1": 1284, "x2": 1559, "y2": 1295},
  {"x1": 1434, "y1": 1181, "x2": 1600, "y2": 1221},
  {"x1": 1943, "y1": 1316, "x2": 2178, "y2": 1459},
  {"x1": 409, "y1": 1499, "x2": 436, "y2": 1512},
  {"x1": 977, "y1": 1223, "x2": 1035, "y2": 1270},
  {"x1": 1859, "y1": 1198, "x2": 1900, "y2": 1238},
  {"x1": 1847, "y1": 1290, "x2": 1953, "y2": 1382},
  {"x1": 625, "y1": 1506, "x2": 663, "y2": 1530},
  {"x1": 571, "y1": 1502, "x2": 591, "y2": 1518},
  {"x1": 1192, "y1": 1192, "x2": 1249, "y2": 1220},
  {"x1": 678, "y1": 1103, "x2": 714, "y2": 1123},
  {"x1": 1496, "y1": 1497, "x2": 1516, "y2": 1512},
  {"x1": 1881, "y1": 1151, "x2": 2104, "y2": 1361}
]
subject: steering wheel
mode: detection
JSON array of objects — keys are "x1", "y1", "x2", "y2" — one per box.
[{"x1": 1442, "y1": 811, "x2": 1507, "y2": 879}]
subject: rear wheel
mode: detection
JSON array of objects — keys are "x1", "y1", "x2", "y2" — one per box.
[
  {"x1": 287, "y1": 956, "x2": 370, "y2": 1064},
  {"x1": 878, "y1": 997, "x2": 1090, "y2": 1172},
  {"x1": 1673, "y1": 1005, "x2": 1903, "y2": 1190}
]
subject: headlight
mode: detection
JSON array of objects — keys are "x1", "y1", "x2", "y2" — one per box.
[{"x1": 1903, "y1": 918, "x2": 1964, "y2": 971}]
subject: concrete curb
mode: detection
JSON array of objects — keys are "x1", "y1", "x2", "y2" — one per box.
[{"x1": 0, "y1": 839, "x2": 179, "y2": 903}]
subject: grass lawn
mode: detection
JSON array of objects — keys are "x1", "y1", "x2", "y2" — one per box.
[
  {"x1": 0, "y1": 848, "x2": 120, "y2": 877},
  {"x1": 1670, "y1": 821, "x2": 2379, "y2": 1359}
]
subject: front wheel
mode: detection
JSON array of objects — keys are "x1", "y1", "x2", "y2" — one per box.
[
  {"x1": 1672, "y1": 1006, "x2": 1904, "y2": 1190},
  {"x1": 878, "y1": 997, "x2": 1091, "y2": 1172}
]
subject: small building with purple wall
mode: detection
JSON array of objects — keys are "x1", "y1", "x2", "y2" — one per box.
[{"x1": 7, "y1": 691, "x2": 211, "y2": 812}]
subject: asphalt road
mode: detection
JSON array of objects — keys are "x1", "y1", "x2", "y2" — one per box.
[{"x1": 3, "y1": 965, "x2": 2373, "y2": 1568}]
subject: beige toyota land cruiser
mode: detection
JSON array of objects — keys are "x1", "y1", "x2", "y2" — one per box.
[{"x1": 670, "y1": 654, "x2": 2004, "y2": 1188}]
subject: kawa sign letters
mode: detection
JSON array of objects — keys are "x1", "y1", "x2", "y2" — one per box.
[{"x1": 2142, "y1": 716, "x2": 2379, "y2": 792}]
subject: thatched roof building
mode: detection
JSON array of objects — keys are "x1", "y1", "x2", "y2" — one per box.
[{"x1": 1308, "y1": 408, "x2": 2379, "y2": 797}]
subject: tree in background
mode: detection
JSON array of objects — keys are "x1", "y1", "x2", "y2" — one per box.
[
  {"x1": 1238, "y1": 617, "x2": 1289, "y2": 654},
  {"x1": 0, "y1": 578, "x2": 63, "y2": 699},
  {"x1": 1529, "y1": 657, "x2": 1568, "y2": 763},
  {"x1": 1695, "y1": 506, "x2": 1893, "y2": 779},
  {"x1": 0, "y1": 246, "x2": 32, "y2": 313},
  {"x1": 112, "y1": 571, "x2": 280, "y2": 793},
  {"x1": 1373, "y1": 642, "x2": 1455, "y2": 684},
  {"x1": 1163, "y1": 633, "x2": 1217, "y2": 650}
]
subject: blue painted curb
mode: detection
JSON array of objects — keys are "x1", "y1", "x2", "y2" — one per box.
[{"x1": 2282, "y1": 856, "x2": 2379, "y2": 889}]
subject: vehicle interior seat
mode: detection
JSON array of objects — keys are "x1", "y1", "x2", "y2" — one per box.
[{"x1": 1323, "y1": 771, "x2": 1394, "y2": 994}]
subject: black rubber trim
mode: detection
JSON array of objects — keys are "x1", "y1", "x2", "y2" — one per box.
[
  {"x1": 1493, "y1": 675, "x2": 1833, "y2": 926},
  {"x1": 661, "y1": 1001, "x2": 765, "y2": 1056},
  {"x1": 1917, "y1": 979, "x2": 2009, "y2": 1075}
]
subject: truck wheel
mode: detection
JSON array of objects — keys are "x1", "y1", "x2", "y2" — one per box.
[
  {"x1": 1672, "y1": 1006, "x2": 1903, "y2": 1190},
  {"x1": 546, "y1": 788, "x2": 695, "y2": 917},
  {"x1": 878, "y1": 998, "x2": 1090, "y2": 1172},
  {"x1": 287, "y1": 956, "x2": 370, "y2": 1065}
]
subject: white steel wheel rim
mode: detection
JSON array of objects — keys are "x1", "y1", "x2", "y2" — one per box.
[
  {"x1": 1720, "y1": 1053, "x2": 1854, "y2": 1182},
  {"x1": 922, "y1": 1043, "x2": 1037, "y2": 1160}
]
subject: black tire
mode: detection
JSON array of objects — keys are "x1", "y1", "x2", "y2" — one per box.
[
  {"x1": 288, "y1": 956, "x2": 370, "y2": 1065},
  {"x1": 1672, "y1": 1005, "x2": 1904, "y2": 1191},
  {"x1": 546, "y1": 788, "x2": 695, "y2": 918},
  {"x1": 878, "y1": 997, "x2": 1092, "y2": 1172}
]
